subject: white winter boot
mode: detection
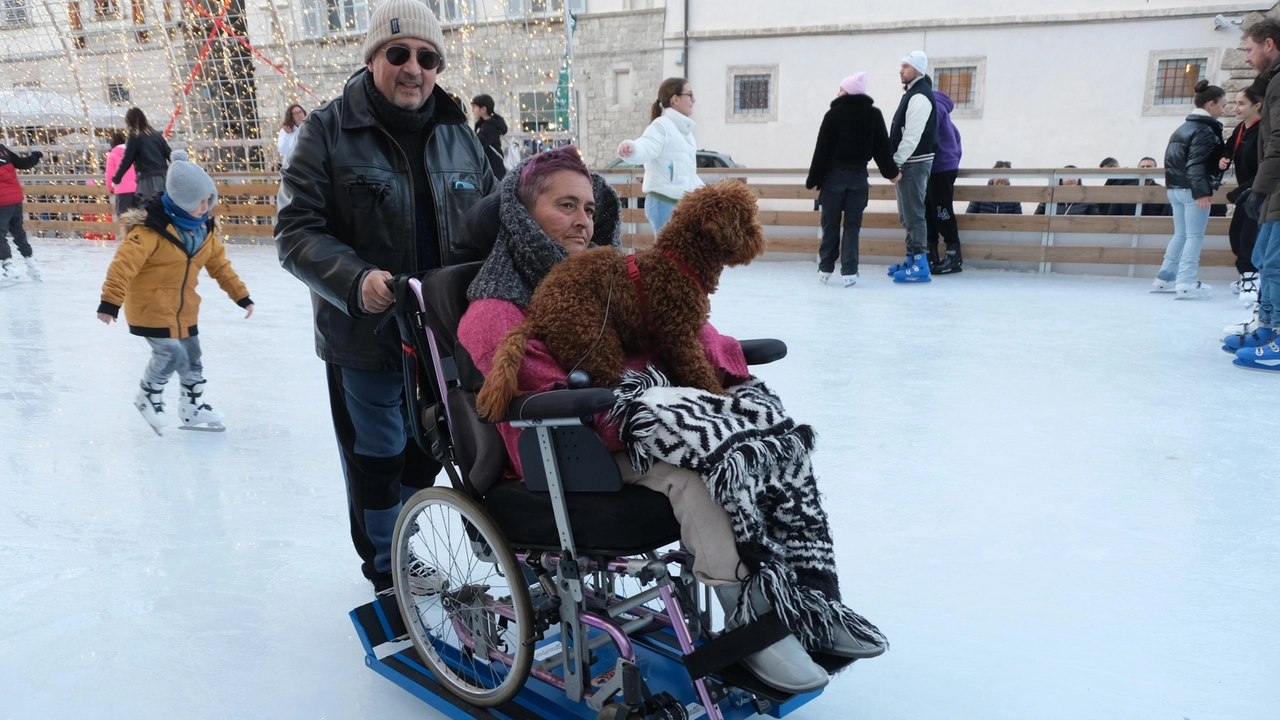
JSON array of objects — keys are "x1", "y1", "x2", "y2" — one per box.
[
  {"x1": 714, "y1": 583, "x2": 829, "y2": 693},
  {"x1": 23, "y1": 256, "x2": 41, "y2": 282},
  {"x1": 135, "y1": 381, "x2": 167, "y2": 435},
  {"x1": 178, "y1": 381, "x2": 225, "y2": 431}
]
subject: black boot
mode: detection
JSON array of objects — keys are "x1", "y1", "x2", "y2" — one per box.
[{"x1": 935, "y1": 246, "x2": 963, "y2": 274}]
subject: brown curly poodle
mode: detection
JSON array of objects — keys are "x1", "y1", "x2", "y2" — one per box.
[{"x1": 476, "y1": 180, "x2": 766, "y2": 421}]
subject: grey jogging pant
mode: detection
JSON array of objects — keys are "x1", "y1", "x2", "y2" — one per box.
[
  {"x1": 896, "y1": 159, "x2": 933, "y2": 255},
  {"x1": 143, "y1": 337, "x2": 204, "y2": 387}
]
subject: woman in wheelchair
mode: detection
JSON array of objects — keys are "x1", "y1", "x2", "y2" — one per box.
[{"x1": 456, "y1": 146, "x2": 885, "y2": 695}]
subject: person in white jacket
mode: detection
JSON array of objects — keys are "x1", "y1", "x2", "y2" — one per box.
[
  {"x1": 617, "y1": 77, "x2": 705, "y2": 236},
  {"x1": 276, "y1": 104, "x2": 307, "y2": 165}
]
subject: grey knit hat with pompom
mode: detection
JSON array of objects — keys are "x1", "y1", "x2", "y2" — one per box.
[{"x1": 165, "y1": 150, "x2": 217, "y2": 213}]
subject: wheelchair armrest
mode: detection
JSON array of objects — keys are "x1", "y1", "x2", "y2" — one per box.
[
  {"x1": 502, "y1": 388, "x2": 618, "y2": 423},
  {"x1": 739, "y1": 338, "x2": 787, "y2": 365}
]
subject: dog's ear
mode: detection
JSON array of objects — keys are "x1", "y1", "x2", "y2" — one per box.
[{"x1": 718, "y1": 180, "x2": 766, "y2": 266}]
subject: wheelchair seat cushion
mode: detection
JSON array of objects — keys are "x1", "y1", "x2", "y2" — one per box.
[{"x1": 484, "y1": 479, "x2": 681, "y2": 555}]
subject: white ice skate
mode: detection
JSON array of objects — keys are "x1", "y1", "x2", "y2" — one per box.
[
  {"x1": 406, "y1": 551, "x2": 447, "y2": 597},
  {"x1": 1150, "y1": 278, "x2": 1176, "y2": 293},
  {"x1": 1224, "y1": 311, "x2": 1261, "y2": 338},
  {"x1": 135, "y1": 381, "x2": 167, "y2": 436},
  {"x1": 842, "y1": 272, "x2": 859, "y2": 288},
  {"x1": 1174, "y1": 282, "x2": 1212, "y2": 300},
  {"x1": 817, "y1": 270, "x2": 831, "y2": 285},
  {"x1": 24, "y1": 257, "x2": 41, "y2": 282},
  {"x1": 178, "y1": 381, "x2": 226, "y2": 432},
  {"x1": 1239, "y1": 272, "x2": 1259, "y2": 305},
  {"x1": 0, "y1": 259, "x2": 19, "y2": 285}
]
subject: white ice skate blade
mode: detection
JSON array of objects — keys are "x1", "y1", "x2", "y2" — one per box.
[{"x1": 179, "y1": 423, "x2": 225, "y2": 432}]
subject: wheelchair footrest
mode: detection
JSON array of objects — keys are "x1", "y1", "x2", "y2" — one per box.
[{"x1": 682, "y1": 611, "x2": 791, "y2": 681}]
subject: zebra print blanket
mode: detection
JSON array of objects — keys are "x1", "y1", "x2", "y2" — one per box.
[{"x1": 609, "y1": 367, "x2": 885, "y2": 652}]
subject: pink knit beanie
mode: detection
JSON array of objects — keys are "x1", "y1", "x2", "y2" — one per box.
[{"x1": 840, "y1": 72, "x2": 868, "y2": 96}]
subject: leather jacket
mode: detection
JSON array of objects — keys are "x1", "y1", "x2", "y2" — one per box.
[
  {"x1": 112, "y1": 130, "x2": 170, "y2": 183},
  {"x1": 1164, "y1": 112, "x2": 1225, "y2": 199},
  {"x1": 277, "y1": 69, "x2": 496, "y2": 371}
]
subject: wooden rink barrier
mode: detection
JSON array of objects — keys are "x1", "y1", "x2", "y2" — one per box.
[{"x1": 19, "y1": 168, "x2": 1238, "y2": 269}]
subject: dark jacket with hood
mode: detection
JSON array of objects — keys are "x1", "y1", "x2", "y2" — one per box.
[
  {"x1": 113, "y1": 130, "x2": 171, "y2": 184},
  {"x1": 804, "y1": 94, "x2": 898, "y2": 189},
  {"x1": 1164, "y1": 111, "x2": 1226, "y2": 199},
  {"x1": 931, "y1": 91, "x2": 962, "y2": 174},
  {"x1": 475, "y1": 113, "x2": 508, "y2": 180},
  {"x1": 276, "y1": 69, "x2": 497, "y2": 372}
]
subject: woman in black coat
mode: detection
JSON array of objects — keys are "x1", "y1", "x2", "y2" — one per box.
[
  {"x1": 1225, "y1": 87, "x2": 1263, "y2": 298},
  {"x1": 1153, "y1": 80, "x2": 1227, "y2": 298},
  {"x1": 112, "y1": 107, "x2": 171, "y2": 202},
  {"x1": 805, "y1": 72, "x2": 898, "y2": 286}
]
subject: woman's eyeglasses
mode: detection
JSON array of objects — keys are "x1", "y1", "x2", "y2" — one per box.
[{"x1": 384, "y1": 46, "x2": 442, "y2": 70}]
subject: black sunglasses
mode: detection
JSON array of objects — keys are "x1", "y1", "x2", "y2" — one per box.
[{"x1": 384, "y1": 45, "x2": 442, "y2": 70}]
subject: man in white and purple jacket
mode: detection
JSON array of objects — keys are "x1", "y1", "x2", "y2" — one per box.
[{"x1": 926, "y1": 91, "x2": 963, "y2": 274}]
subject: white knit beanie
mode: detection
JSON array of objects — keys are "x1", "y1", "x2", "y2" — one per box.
[
  {"x1": 902, "y1": 50, "x2": 928, "y2": 76},
  {"x1": 165, "y1": 150, "x2": 217, "y2": 213},
  {"x1": 361, "y1": 0, "x2": 447, "y2": 71}
]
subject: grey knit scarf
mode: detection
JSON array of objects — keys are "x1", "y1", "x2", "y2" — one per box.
[{"x1": 466, "y1": 158, "x2": 621, "y2": 307}]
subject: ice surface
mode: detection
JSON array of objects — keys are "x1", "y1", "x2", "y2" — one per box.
[{"x1": 2, "y1": 241, "x2": 1277, "y2": 719}]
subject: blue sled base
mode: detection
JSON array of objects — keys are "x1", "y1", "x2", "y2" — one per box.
[{"x1": 351, "y1": 597, "x2": 849, "y2": 719}]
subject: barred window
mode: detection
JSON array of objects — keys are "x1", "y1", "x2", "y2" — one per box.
[
  {"x1": 936, "y1": 66, "x2": 976, "y2": 109},
  {"x1": 1154, "y1": 58, "x2": 1207, "y2": 105},
  {"x1": 519, "y1": 91, "x2": 558, "y2": 132},
  {"x1": 106, "y1": 81, "x2": 131, "y2": 104},
  {"x1": 93, "y1": 0, "x2": 120, "y2": 18},
  {"x1": 429, "y1": 0, "x2": 472, "y2": 23},
  {"x1": 3, "y1": 0, "x2": 32, "y2": 27},
  {"x1": 733, "y1": 74, "x2": 770, "y2": 115}
]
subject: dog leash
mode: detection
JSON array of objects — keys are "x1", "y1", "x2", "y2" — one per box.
[{"x1": 626, "y1": 249, "x2": 709, "y2": 336}]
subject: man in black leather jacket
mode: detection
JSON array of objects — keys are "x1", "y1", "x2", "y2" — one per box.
[{"x1": 276, "y1": 0, "x2": 496, "y2": 593}]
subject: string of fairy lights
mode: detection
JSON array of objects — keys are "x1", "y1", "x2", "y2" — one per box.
[{"x1": 0, "y1": 0, "x2": 577, "y2": 175}]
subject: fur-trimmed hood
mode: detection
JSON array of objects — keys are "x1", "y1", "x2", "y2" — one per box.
[{"x1": 466, "y1": 157, "x2": 621, "y2": 307}]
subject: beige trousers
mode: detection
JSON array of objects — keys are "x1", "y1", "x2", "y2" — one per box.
[{"x1": 613, "y1": 452, "x2": 745, "y2": 586}]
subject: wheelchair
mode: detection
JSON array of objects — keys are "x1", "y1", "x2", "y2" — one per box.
[{"x1": 348, "y1": 262, "x2": 854, "y2": 720}]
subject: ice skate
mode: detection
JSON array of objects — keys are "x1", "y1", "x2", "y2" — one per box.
[
  {"x1": 1224, "y1": 310, "x2": 1261, "y2": 337},
  {"x1": 134, "y1": 381, "x2": 167, "y2": 436},
  {"x1": 177, "y1": 381, "x2": 226, "y2": 432},
  {"x1": 887, "y1": 253, "x2": 913, "y2": 276},
  {"x1": 23, "y1": 256, "x2": 41, "y2": 282},
  {"x1": 817, "y1": 270, "x2": 832, "y2": 285},
  {"x1": 1239, "y1": 272, "x2": 1259, "y2": 305},
  {"x1": 405, "y1": 550, "x2": 447, "y2": 596},
  {"x1": 0, "y1": 258, "x2": 19, "y2": 285},
  {"x1": 1222, "y1": 325, "x2": 1277, "y2": 353},
  {"x1": 893, "y1": 253, "x2": 932, "y2": 283},
  {"x1": 1174, "y1": 281, "x2": 1211, "y2": 300},
  {"x1": 1234, "y1": 340, "x2": 1280, "y2": 372},
  {"x1": 841, "y1": 272, "x2": 859, "y2": 287},
  {"x1": 1230, "y1": 277, "x2": 1243, "y2": 294},
  {"x1": 934, "y1": 247, "x2": 963, "y2": 275},
  {"x1": 1151, "y1": 277, "x2": 1177, "y2": 293}
]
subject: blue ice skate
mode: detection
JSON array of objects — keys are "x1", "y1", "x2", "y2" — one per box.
[
  {"x1": 893, "y1": 253, "x2": 932, "y2": 283},
  {"x1": 1222, "y1": 327, "x2": 1278, "y2": 353},
  {"x1": 887, "y1": 254, "x2": 912, "y2": 276},
  {"x1": 1234, "y1": 340, "x2": 1280, "y2": 372}
]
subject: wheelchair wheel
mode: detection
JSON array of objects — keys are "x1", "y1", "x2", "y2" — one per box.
[{"x1": 392, "y1": 487, "x2": 534, "y2": 707}]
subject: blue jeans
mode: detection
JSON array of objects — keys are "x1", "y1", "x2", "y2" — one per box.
[
  {"x1": 1157, "y1": 188, "x2": 1210, "y2": 287},
  {"x1": 644, "y1": 193, "x2": 677, "y2": 238},
  {"x1": 1255, "y1": 220, "x2": 1280, "y2": 328}
]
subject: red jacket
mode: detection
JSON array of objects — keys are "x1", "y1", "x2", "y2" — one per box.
[{"x1": 0, "y1": 144, "x2": 42, "y2": 207}]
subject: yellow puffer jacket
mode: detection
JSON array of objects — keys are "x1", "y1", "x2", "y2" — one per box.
[{"x1": 98, "y1": 204, "x2": 251, "y2": 339}]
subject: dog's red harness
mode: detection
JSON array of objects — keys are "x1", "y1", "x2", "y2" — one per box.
[{"x1": 625, "y1": 249, "x2": 709, "y2": 334}]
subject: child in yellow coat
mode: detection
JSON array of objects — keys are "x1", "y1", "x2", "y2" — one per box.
[{"x1": 97, "y1": 151, "x2": 253, "y2": 433}]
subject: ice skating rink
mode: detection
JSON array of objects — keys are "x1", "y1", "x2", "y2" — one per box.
[{"x1": 2, "y1": 241, "x2": 1277, "y2": 720}]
